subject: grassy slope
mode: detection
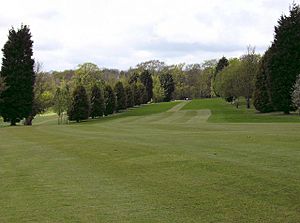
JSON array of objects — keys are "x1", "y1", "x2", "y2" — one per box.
[
  {"x1": 183, "y1": 98, "x2": 300, "y2": 123},
  {"x1": 0, "y1": 100, "x2": 300, "y2": 222}
]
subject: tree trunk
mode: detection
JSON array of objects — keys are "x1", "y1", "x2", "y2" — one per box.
[
  {"x1": 235, "y1": 98, "x2": 239, "y2": 109},
  {"x1": 10, "y1": 119, "x2": 16, "y2": 126},
  {"x1": 24, "y1": 116, "x2": 34, "y2": 126},
  {"x1": 284, "y1": 110, "x2": 290, "y2": 115},
  {"x1": 246, "y1": 96, "x2": 250, "y2": 109}
]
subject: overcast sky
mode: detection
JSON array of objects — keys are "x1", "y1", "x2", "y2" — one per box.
[{"x1": 0, "y1": 0, "x2": 296, "y2": 71}]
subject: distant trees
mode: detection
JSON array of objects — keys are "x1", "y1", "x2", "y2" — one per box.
[
  {"x1": 125, "y1": 85, "x2": 135, "y2": 108},
  {"x1": 139, "y1": 70, "x2": 153, "y2": 102},
  {"x1": 152, "y1": 75, "x2": 165, "y2": 102},
  {"x1": 253, "y1": 50, "x2": 274, "y2": 113},
  {"x1": 0, "y1": 25, "x2": 35, "y2": 126},
  {"x1": 160, "y1": 72, "x2": 175, "y2": 102},
  {"x1": 68, "y1": 85, "x2": 90, "y2": 122},
  {"x1": 292, "y1": 75, "x2": 300, "y2": 115},
  {"x1": 239, "y1": 46, "x2": 260, "y2": 108},
  {"x1": 254, "y1": 4, "x2": 300, "y2": 114},
  {"x1": 90, "y1": 85, "x2": 105, "y2": 118},
  {"x1": 213, "y1": 47, "x2": 260, "y2": 108},
  {"x1": 73, "y1": 63, "x2": 103, "y2": 93},
  {"x1": 214, "y1": 59, "x2": 242, "y2": 107},
  {"x1": 24, "y1": 62, "x2": 55, "y2": 125},
  {"x1": 215, "y1": 57, "x2": 229, "y2": 74},
  {"x1": 53, "y1": 82, "x2": 71, "y2": 124},
  {"x1": 104, "y1": 85, "x2": 116, "y2": 116},
  {"x1": 114, "y1": 81, "x2": 127, "y2": 111}
]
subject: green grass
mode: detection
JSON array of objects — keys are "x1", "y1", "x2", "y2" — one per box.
[
  {"x1": 0, "y1": 100, "x2": 300, "y2": 222},
  {"x1": 183, "y1": 98, "x2": 300, "y2": 123}
]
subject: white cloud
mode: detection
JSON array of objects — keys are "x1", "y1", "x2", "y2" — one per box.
[{"x1": 0, "y1": 0, "x2": 296, "y2": 71}]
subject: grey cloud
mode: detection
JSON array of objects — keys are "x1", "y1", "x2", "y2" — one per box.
[
  {"x1": 139, "y1": 39, "x2": 244, "y2": 54},
  {"x1": 33, "y1": 10, "x2": 61, "y2": 20},
  {"x1": 35, "y1": 40, "x2": 63, "y2": 51}
]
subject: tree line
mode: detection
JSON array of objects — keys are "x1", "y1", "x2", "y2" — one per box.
[{"x1": 1, "y1": 3, "x2": 300, "y2": 125}]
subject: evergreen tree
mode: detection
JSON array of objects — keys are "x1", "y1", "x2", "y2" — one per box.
[
  {"x1": 0, "y1": 77, "x2": 6, "y2": 94},
  {"x1": 104, "y1": 85, "x2": 116, "y2": 115},
  {"x1": 0, "y1": 25, "x2": 35, "y2": 125},
  {"x1": 125, "y1": 85, "x2": 134, "y2": 108},
  {"x1": 90, "y1": 85, "x2": 105, "y2": 118},
  {"x1": 133, "y1": 83, "x2": 141, "y2": 106},
  {"x1": 268, "y1": 4, "x2": 300, "y2": 113},
  {"x1": 213, "y1": 56, "x2": 229, "y2": 96},
  {"x1": 159, "y1": 72, "x2": 175, "y2": 102},
  {"x1": 68, "y1": 85, "x2": 90, "y2": 122},
  {"x1": 139, "y1": 69, "x2": 153, "y2": 102},
  {"x1": 114, "y1": 81, "x2": 127, "y2": 112},
  {"x1": 137, "y1": 82, "x2": 147, "y2": 104},
  {"x1": 128, "y1": 72, "x2": 139, "y2": 84},
  {"x1": 253, "y1": 49, "x2": 274, "y2": 113},
  {"x1": 215, "y1": 56, "x2": 229, "y2": 74}
]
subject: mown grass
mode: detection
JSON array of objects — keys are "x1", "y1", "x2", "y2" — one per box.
[
  {"x1": 182, "y1": 98, "x2": 300, "y2": 123},
  {"x1": 0, "y1": 100, "x2": 300, "y2": 222}
]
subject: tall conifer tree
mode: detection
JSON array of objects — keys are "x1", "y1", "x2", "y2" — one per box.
[
  {"x1": 140, "y1": 70, "x2": 153, "y2": 102},
  {"x1": 90, "y1": 85, "x2": 105, "y2": 118},
  {"x1": 104, "y1": 85, "x2": 116, "y2": 115},
  {"x1": 114, "y1": 81, "x2": 126, "y2": 112},
  {"x1": 268, "y1": 4, "x2": 300, "y2": 113},
  {"x1": 68, "y1": 85, "x2": 90, "y2": 122},
  {"x1": 0, "y1": 25, "x2": 35, "y2": 125}
]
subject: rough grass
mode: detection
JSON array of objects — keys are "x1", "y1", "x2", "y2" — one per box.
[
  {"x1": 0, "y1": 100, "x2": 300, "y2": 222},
  {"x1": 182, "y1": 98, "x2": 300, "y2": 123}
]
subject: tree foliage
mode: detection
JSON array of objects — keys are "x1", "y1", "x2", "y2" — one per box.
[
  {"x1": 73, "y1": 63, "x2": 104, "y2": 94},
  {"x1": 25, "y1": 62, "x2": 55, "y2": 125},
  {"x1": 159, "y1": 72, "x2": 175, "y2": 102},
  {"x1": 267, "y1": 4, "x2": 300, "y2": 113},
  {"x1": 90, "y1": 85, "x2": 105, "y2": 118},
  {"x1": 53, "y1": 82, "x2": 71, "y2": 124},
  {"x1": 114, "y1": 81, "x2": 127, "y2": 111},
  {"x1": 68, "y1": 85, "x2": 90, "y2": 122},
  {"x1": 152, "y1": 75, "x2": 165, "y2": 102},
  {"x1": 125, "y1": 85, "x2": 135, "y2": 108},
  {"x1": 0, "y1": 25, "x2": 35, "y2": 125},
  {"x1": 215, "y1": 57, "x2": 229, "y2": 74},
  {"x1": 139, "y1": 69, "x2": 153, "y2": 102},
  {"x1": 253, "y1": 49, "x2": 274, "y2": 113},
  {"x1": 239, "y1": 46, "x2": 260, "y2": 108},
  {"x1": 104, "y1": 85, "x2": 115, "y2": 115},
  {"x1": 214, "y1": 59, "x2": 242, "y2": 106}
]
